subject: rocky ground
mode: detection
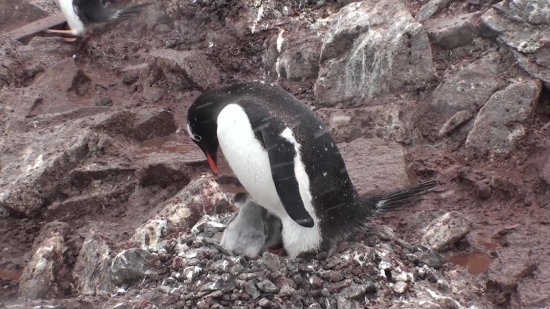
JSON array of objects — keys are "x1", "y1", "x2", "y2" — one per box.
[{"x1": 1, "y1": 0, "x2": 550, "y2": 308}]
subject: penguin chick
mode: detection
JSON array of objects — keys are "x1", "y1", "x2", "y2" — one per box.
[
  {"x1": 47, "y1": 0, "x2": 152, "y2": 41},
  {"x1": 220, "y1": 192, "x2": 282, "y2": 258}
]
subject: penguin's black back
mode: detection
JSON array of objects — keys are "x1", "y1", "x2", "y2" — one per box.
[
  {"x1": 191, "y1": 81, "x2": 366, "y2": 244},
  {"x1": 73, "y1": 0, "x2": 113, "y2": 24}
]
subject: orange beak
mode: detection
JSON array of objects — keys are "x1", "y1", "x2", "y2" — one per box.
[{"x1": 206, "y1": 153, "x2": 218, "y2": 175}]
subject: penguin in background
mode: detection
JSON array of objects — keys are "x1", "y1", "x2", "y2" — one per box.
[
  {"x1": 186, "y1": 81, "x2": 436, "y2": 258},
  {"x1": 47, "y1": 0, "x2": 152, "y2": 42},
  {"x1": 220, "y1": 192, "x2": 283, "y2": 258}
]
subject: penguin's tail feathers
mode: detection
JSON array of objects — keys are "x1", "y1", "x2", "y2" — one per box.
[
  {"x1": 362, "y1": 180, "x2": 437, "y2": 215},
  {"x1": 113, "y1": 3, "x2": 153, "y2": 19}
]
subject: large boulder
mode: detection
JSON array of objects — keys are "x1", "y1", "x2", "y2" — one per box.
[
  {"x1": 144, "y1": 49, "x2": 221, "y2": 91},
  {"x1": 465, "y1": 79, "x2": 542, "y2": 155},
  {"x1": 481, "y1": 1, "x2": 550, "y2": 89},
  {"x1": 132, "y1": 174, "x2": 231, "y2": 252},
  {"x1": 314, "y1": 0, "x2": 435, "y2": 107},
  {"x1": 338, "y1": 138, "x2": 411, "y2": 196},
  {"x1": 316, "y1": 99, "x2": 421, "y2": 145},
  {"x1": 18, "y1": 222, "x2": 74, "y2": 300},
  {"x1": 430, "y1": 52, "x2": 503, "y2": 119},
  {"x1": 265, "y1": 32, "x2": 321, "y2": 81}
]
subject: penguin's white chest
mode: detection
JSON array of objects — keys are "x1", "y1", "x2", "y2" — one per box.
[
  {"x1": 58, "y1": 0, "x2": 86, "y2": 35},
  {"x1": 216, "y1": 104, "x2": 285, "y2": 218},
  {"x1": 216, "y1": 104, "x2": 322, "y2": 257}
]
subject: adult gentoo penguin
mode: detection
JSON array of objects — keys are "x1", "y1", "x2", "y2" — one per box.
[
  {"x1": 47, "y1": 0, "x2": 152, "y2": 42},
  {"x1": 186, "y1": 81, "x2": 437, "y2": 258}
]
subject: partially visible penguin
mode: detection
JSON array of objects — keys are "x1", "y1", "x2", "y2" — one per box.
[
  {"x1": 47, "y1": 0, "x2": 152, "y2": 42},
  {"x1": 187, "y1": 81, "x2": 437, "y2": 258},
  {"x1": 220, "y1": 192, "x2": 283, "y2": 258}
]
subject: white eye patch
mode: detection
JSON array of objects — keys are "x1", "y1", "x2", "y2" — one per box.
[{"x1": 187, "y1": 122, "x2": 202, "y2": 141}]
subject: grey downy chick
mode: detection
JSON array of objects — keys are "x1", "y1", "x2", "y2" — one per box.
[{"x1": 220, "y1": 192, "x2": 282, "y2": 258}]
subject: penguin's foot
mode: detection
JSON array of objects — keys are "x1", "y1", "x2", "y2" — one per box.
[
  {"x1": 45, "y1": 29, "x2": 74, "y2": 35},
  {"x1": 45, "y1": 29, "x2": 79, "y2": 43},
  {"x1": 268, "y1": 247, "x2": 285, "y2": 255}
]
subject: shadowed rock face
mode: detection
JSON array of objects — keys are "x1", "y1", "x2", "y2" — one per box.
[{"x1": 2, "y1": 0, "x2": 550, "y2": 307}]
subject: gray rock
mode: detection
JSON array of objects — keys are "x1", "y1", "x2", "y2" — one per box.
[
  {"x1": 369, "y1": 224, "x2": 397, "y2": 241},
  {"x1": 25, "y1": 0, "x2": 59, "y2": 13},
  {"x1": 73, "y1": 229, "x2": 115, "y2": 296},
  {"x1": 132, "y1": 174, "x2": 230, "y2": 251},
  {"x1": 415, "y1": 0, "x2": 451, "y2": 22},
  {"x1": 342, "y1": 284, "x2": 368, "y2": 300},
  {"x1": 336, "y1": 296, "x2": 358, "y2": 309},
  {"x1": 0, "y1": 120, "x2": 94, "y2": 216},
  {"x1": 493, "y1": 0, "x2": 550, "y2": 25},
  {"x1": 316, "y1": 101, "x2": 421, "y2": 144},
  {"x1": 421, "y1": 211, "x2": 471, "y2": 252},
  {"x1": 392, "y1": 281, "x2": 409, "y2": 294},
  {"x1": 417, "y1": 251, "x2": 445, "y2": 269},
  {"x1": 425, "y1": 12, "x2": 482, "y2": 49},
  {"x1": 0, "y1": 0, "x2": 48, "y2": 33},
  {"x1": 18, "y1": 222, "x2": 73, "y2": 299},
  {"x1": 44, "y1": 181, "x2": 136, "y2": 221},
  {"x1": 244, "y1": 280, "x2": 261, "y2": 299},
  {"x1": 314, "y1": 0, "x2": 435, "y2": 106},
  {"x1": 95, "y1": 96, "x2": 113, "y2": 106},
  {"x1": 338, "y1": 138, "x2": 411, "y2": 196},
  {"x1": 439, "y1": 110, "x2": 474, "y2": 136},
  {"x1": 481, "y1": 5, "x2": 550, "y2": 88},
  {"x1": 487, "y1": 248, "x2": 537, "y2": 304},
  {"x1": 209, "y1": 260, "x2": 231, "y2": 273},
  {"x1": 145, "y1": 49, "x2": 221, "y2": 91},
  {"x1": 33, "y1": 57, "x2": 91, "y2": 97},
  {"x1": 258, "y1": 298, "x2": 271, "y2": 307},
  {"x1": 200, "y1": 281, "x2": 221, "y2": 292},
  {"x1": 261, "y1": 252, "x2": 281, "y2": 272},
  {"x1": 134, "y1": 155, "x2": 191, "y2": 188},
  {"x1": 132, "y1": 109, "x2": 178, "y2": 142},
  {"x1": 257, "y1": 279, "x2": 280, "y2": 293},
  {"x1": 110, "y1": 248, "x2": 159, "y2": 286},
  {"x1": 91, "y1": 109, "x2": 177, "y2": 142},
  {"x1": 265, "y1": 33, "x2": 321, "y2": 81},
  {"x1": 430, "y1": 53, "x2": 503, "y2": 117},
  {"x1": 182, "y1": 266, "x2": 202, "y2": 281},
  {"x1": 1, "y1": 37, "x2": 74, "y2": 90},
  {"x1": 279, "y1": 285, "x2": 297, "y2": 297},
  {"x1": 465, "y1": 79, "x2": 542, "y2": 155}
]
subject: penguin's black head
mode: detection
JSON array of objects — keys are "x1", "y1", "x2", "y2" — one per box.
[{"x1": 187, "y1": 95, "x2": 224, "y2": 175}]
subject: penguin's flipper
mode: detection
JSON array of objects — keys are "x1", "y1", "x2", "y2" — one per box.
[{"x1": 260, "y1": 126, "x2": 315, "y2": 228}]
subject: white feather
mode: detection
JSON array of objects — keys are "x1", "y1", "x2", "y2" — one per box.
[
  {"x1": 216, "y1": 104, "x2": 322, "y2": 257},
  {"x1": 58, "y1": 0, "x2": 86, "y2": 35}
]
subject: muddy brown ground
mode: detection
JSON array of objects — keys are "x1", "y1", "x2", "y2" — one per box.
[{"x1": 1, "y1": 0, "x2": 550, "y2": 308}]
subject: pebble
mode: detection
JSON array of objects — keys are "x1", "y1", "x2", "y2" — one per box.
[
  {"x1": 417, "y1": 251, "x2": 445, "y2": 269},
  {"x1": 259, "y1": 298, "x2": 271, "y2": 307},
  {"x1": 95, "y1": 96, "x2": 113, "y2": 106},
  {"x1": 393, "y1": 281, "x2": 409, "y2": 294},
  {"x1": 257, "y1": 279, "x2": 280, "y2": 293},
  {"x1": 261, "y1": 252, "x2": 281, "y2": 272},
  {"x1": 244, "y1": 280, "x2": 261, "y2": 299},
  {"x1": 279, "y1": 285, "x2": 297, "y2": 297},
  {"x1": 311, "y1": 275, "x2": 323, "y2": 287},
  {"x1": 158, "y1": 285, "x2": 171, "y2": 294}
]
